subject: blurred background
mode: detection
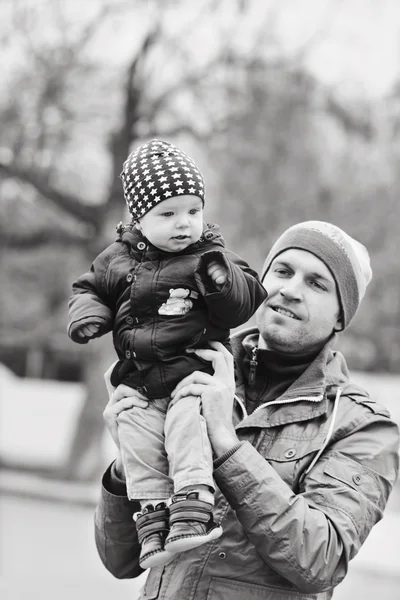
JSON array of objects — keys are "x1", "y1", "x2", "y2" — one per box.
[{"x1": 0, "y1": 0, "x2": 399, "y2": 598}]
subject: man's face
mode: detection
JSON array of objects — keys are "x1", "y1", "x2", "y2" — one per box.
[{"x1": 256, "y1": 249, "x2": 342, "y2": 354}]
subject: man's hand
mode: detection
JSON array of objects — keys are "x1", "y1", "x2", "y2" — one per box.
[
  {"x1": 171, "y1": 341, "x2": 239, "y2": 457},
  {"x1": 103, "y1": 364, "x2": 149, "y2": 477},
  {"x1": 76, "y1": 321, "x2": 101, "y2": 340},
  {"x1": 206, "y1": 261, "x2": 228, "y2": 289},
  {"x1": 103, "y1": 365, "x2": 149, "y2": 449},
  {"x1": 103, "y1": 378, "x2": 149, "y2": 479}
]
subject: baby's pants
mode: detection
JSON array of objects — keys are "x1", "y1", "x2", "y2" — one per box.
[{"x1": 117, "y1": 396, "x2": 215, "y2": 501}]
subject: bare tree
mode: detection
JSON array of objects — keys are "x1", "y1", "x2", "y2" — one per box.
[
  {"x1": 1, "y1": 0, "x2": 383, "y2": 479},
  {"x1": 0, "y1": 0, "x2": 254, "y2": 479}
]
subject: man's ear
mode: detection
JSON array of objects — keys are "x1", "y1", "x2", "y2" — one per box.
[{"x1": 334, "y1": 313, "x2": 344, "y2": 332}]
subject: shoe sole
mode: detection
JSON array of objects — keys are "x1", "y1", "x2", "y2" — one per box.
[
  {"x1": 165, "y1": 525, "x2": 222, "y2": 554},
  {"x1": 140, "y1": 550, "x2": 175, "y2": 570}
]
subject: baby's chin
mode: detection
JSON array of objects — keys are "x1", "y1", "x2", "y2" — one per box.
[{"x1": 158, "y1": 237, "x2": 194, "y2": 252}]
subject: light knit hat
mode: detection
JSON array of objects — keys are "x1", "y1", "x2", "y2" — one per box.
[
  {"x1": 261, "y1": 221, "x2": 372, "y2": 329},
  {"x1": 120, "y1": 139, "x2": 205, "y2": 219}
]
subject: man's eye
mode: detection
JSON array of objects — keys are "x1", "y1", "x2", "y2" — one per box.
[
  {"x1": 310, "y1": 280, "x2": 326, "y2": 291},
  {"x1": 275, "y1": 268, "x2": 290, "y2": 276}
]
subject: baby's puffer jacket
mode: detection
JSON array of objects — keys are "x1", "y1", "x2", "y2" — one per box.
[{"x1": 67, "y1": 223, "x2": 267, "y2": 397}]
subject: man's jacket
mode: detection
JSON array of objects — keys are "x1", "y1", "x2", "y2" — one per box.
[
  {"x1": 68, "y1": 224, "x2": 267, "y2": 397},
  {"x1": 94, "y1": 327, "x2": 399, "y2": 599}
]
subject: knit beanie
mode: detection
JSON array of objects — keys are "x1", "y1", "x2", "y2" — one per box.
[
  {"x1": 120, "y1": 139, "x2": 205, "y2": 219},
  {"x1": 261, "y1": 221, "x2": 372, "y2": 329}
]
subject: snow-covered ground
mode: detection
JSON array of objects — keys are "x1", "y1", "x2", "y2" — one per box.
[
  {"x1": 0, "y1": 364, "x2": 115, "y2": 470},
  {"x1": 0, "y1": 364, "x2": 84, "y2": 467}
]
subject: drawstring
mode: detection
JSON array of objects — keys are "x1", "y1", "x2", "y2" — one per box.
[
  {"x1": 302, "y1": 385, "x2": 342, "y2": 480},
  {"x1": 235, "y1": 384, "x2": 342, "y2": 493}
]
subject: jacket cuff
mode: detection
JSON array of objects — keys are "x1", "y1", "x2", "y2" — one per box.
[
  {"x1": 68, "y1": 316, "x2": 109, "y2": 343},
  {"x1": 213, "y1": 442, "x2": 244, "y2": 469},
  {"x1": 214, "y1": 441, "x2": 275, "y2": 507},
  {"x1": 194, "y1": 250, "x2": 231, "y2": 296},
  {"x1": 102, "y1": 461, "x2": 128, "y2": 499}
]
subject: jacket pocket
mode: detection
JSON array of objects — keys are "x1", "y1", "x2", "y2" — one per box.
[
  {"x1": 141, "y1": 567, "x2": 163, "y2": 599},
  {"x1": 324, "y1": 451, "x2": 380, "y2": 500},
  {"x1": 310, "y1": 451, "x2": 384, "y2": 546},
  {"x1": 206, "y1": 577, "x2": 332, "y2": 600},
  {"x1": 259, "y1": 430, "x2": 326, "y2": 490}
]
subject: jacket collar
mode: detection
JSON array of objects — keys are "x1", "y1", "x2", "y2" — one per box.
[
  {"x1": 117, "y1": 222, "x2": 225, "y2": 259},
  {"x1": 232, "y1": 327, "x2": 350, "y2": 429}
]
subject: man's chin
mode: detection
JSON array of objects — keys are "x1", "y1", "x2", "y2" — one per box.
[{"x1": 259, "y1": 323, "x2": 298, "y2": 352}]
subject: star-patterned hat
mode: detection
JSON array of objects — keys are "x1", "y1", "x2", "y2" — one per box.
[{"x1": 120, "y1": 139, "x2": 205, "y2": 219}]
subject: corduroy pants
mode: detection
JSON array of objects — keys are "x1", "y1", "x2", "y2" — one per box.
[{"x1": 117, "y1": 395, "x2": 214, "y2": 501}]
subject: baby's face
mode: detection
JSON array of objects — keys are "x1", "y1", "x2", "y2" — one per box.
[{"x1": 135, "y1": 195, "x2": 203, "y2": 252}]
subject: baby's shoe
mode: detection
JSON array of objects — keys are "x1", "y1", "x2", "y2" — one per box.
[
  {"x1": 164, "y1": 491, "x2": 222, "y2": 554},
  {"x1": 135, "y1": 502, "x2": 174, "y2": 569}
]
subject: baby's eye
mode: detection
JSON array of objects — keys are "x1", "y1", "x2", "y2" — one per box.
[
  {"x1": 161, "y1": 211, "x2": 174, "y2": 217},
  {"x1": 189, "y1": 208, "x2": 201, "y2": 215}
]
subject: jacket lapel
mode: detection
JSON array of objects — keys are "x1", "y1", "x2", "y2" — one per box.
[{"x1": 231, "y1": 327, "x2": 338, "y2": 430}]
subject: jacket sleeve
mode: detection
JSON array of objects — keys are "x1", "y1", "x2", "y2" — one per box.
[
  {"x1": 194, "y1": 250, "x2": 268, "y2": 329},
  {"x1": 94, "y1": 463, "x2": 143, "y2": 579},
  {"x1": 68, "y1": 245, "x2": 117, "y2": 343},
  {"x1": 214, "y1": 409, "x2": 399, "y2": 594}
]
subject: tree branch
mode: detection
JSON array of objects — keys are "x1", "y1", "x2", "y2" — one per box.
[
  {"x1": 323, "y1": 91, "x2": 374, "y2": 139},
  {"x1": 0, "y1": 227, "x2": 90, "y2": 249},
  {"x1": 0, "y1": 162, "x2": 103, "y2": 226}
]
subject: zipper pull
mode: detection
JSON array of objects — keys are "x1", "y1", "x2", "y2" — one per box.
[{"x1": 248, "y1": 347, "x2": 258, "y2": 386}]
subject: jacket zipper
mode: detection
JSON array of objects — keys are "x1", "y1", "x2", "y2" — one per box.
[
  {"x1": 248, "y1": 347, "x2": 258, "y2": 386},
  {"x1": 239, "y1": 345, "x2": 323, "y2": 419},
  {"x1": 234, "y1": 392, "x2": 324, "y2": 421}
]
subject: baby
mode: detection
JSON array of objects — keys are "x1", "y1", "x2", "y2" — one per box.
[{"x1": 68, "y1": 139, "x2": 267, "y2": 569}]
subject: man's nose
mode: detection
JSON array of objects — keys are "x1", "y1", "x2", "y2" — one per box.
[{"x1": 279, "y1": 279, "x2": 303, "y2": 301}]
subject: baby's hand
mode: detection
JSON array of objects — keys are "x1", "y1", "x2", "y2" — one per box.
[
  {"x1": 206, "y1": 261, "x2": 228, "y2": 289},
  {"x1": 76, "y1": 322, "x2": 101, "y2": 340}
]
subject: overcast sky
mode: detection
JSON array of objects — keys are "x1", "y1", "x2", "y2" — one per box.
[
  {"x1": 93, "y1": 0, "x2": 400, "y2": 99},
  {"x1": 4, "y1": 0, "x2": 400, "y2": 100}
]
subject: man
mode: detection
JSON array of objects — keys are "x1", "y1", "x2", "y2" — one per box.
[{"x1": 95, "y1": 221, "x2": 399, "y2": 600}]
